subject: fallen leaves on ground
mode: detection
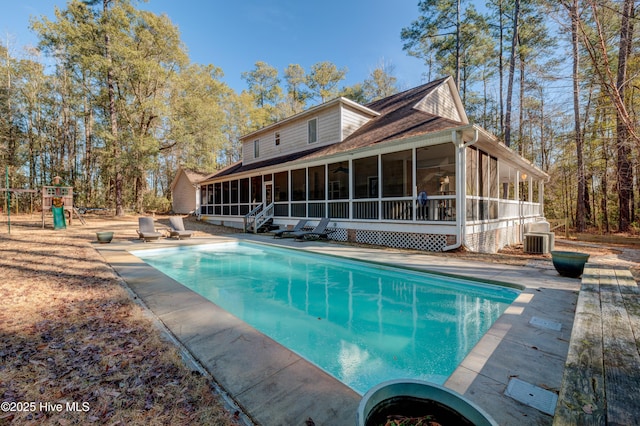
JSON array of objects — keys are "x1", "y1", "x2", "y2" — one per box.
[{"x1": 0, "y1": 218, "x2": 241, "y2": 426}]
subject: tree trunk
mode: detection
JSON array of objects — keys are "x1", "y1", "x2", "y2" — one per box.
[
  {"x1": 504, "y1": 0, "x2": 519, "y2": 147},
  {"x1": 568, "y1": 0, "x2": 589, "y2": 232},
  {"x1": 601, "y1": 136, "x2": 610, "y2": 233},
  {"x1": 455, "y1": 0, "x2": 461, "y2": 89},
  {"x1": 83, "y1": 91, "x2": 93, "y2": 203},
  {"x1": 518, "y1": 55, "x2": 524, "y2": 156},
  {"x1": 103, "y1": 0, "x2": 124, "y2": 216},
  {"x1": 615, "y1": 0, "x2": 634, "y2": 231},
  {"x1": 498, "y1": 0, "x2": 505, "y2": 137}
]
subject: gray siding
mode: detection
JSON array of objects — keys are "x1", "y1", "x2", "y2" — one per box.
[
  {"x1": 243, "y1": 106, "x2": 344, "y2": 165},
  {"x1": 341, "y1": 105, "x2": 372, "y2": 139}
]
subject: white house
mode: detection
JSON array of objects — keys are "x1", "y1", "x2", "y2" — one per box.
[{"x1": 196, "y1": 77, "x2": 548, "y2": 253}]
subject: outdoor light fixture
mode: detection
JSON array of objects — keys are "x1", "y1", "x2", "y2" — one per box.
[{"x1": 521, "y1": 173, "x2": 527, "y2": 181}]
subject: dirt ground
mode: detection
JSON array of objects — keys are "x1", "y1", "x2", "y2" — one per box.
[
  {"x1": 0, "y1": 214, "x2": 242, "y2": 426},
  {"x1": 0, "y1": 213, "x2": 637, "y2": 425}
]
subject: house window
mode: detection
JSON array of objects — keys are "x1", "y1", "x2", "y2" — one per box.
[
  {"x1": 308, "y1": 118, "x2": 317, "y2": 143},
  {"x1": 254, "y1": 139, "x2": 260, "y2": 158},
  {"x1": 275, "y1": 132, "x2": 280, "y2": 146}
]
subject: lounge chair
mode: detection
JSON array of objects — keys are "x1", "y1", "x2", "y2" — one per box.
[
  {"x1": 292, "y1": 217, "x2": 331, "y2": 241},
  {"x1": 168, "y1": 216, "x2": 194, "y2": 240},
  {"x1": 272, "y1": 219, "x2": 308, "y2": 239},
  {"x1": 137, "y1": 217, "x2": 163, "y2": 242}
]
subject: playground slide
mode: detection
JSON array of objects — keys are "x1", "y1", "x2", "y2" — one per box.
[{"x1": 52, "y1": 206, "x2": 67, "y2": 230}]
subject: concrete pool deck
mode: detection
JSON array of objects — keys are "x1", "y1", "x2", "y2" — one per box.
[{"x1": 97, "y1": 234, "x2": 583, "y2": 425}]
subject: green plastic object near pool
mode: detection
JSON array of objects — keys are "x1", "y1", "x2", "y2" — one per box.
[{"x1": 133, "y1": 242, "x2": 519, "y2": 394}]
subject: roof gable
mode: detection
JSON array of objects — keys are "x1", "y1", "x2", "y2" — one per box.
[{"x1": 412, "y1": 77, "x2": 468, "y2": 123}]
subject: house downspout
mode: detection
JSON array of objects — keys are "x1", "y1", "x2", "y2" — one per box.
[{"x1": 443, "y1": 127, "x2": 479, "y2": 251}]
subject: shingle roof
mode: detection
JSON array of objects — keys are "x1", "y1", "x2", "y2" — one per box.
[
  {"x1": 305, "y1": 77, "x2": 463, "y2": 159},
  {"x1": 204, "y1": 77, "x2": 465, "y2": 180},
  {"x1": 182, "y1": 168, "x2": 210, "y2": 183},
  {"x1": 202, "y1": 146, "x2": 328, "y2": 179}
]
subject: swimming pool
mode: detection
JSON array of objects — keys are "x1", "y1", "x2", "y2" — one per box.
[{"x1": 132, "y1": 241, "x2": 519, "y2": 394}]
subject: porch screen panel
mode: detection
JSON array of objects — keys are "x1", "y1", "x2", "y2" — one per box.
[
  {"x1": 466, "y1": 147, "x2": 477, "y2": 196},
  {"x1": 416, "y1": 144, "x2": 456, "y2": 196},
  {"x1": 291, "y1": 169, "x2": 306, "y2": 201},
  {"x1": 291, "y1": 168, "x2": 306, "y2": 217},
  {"x1": 354, "y1": 156, "x2": 378, "y2": 199},
  {"x1": 222, "y1": 181, "x2": 230, "y2": 215},
  {"x1": 274, "y1": 171, "x2": 289, "y2": 217},
  {"x1": 214, "y1": 183, "x2": 222, "y2": 215},
  {"x1": 239, "y1": 178, "x2": 250, "y2": 215},
  {"x1": 382, "y1": 150, "x2": 412, "y2": 197},
  {"x1": 251, "y1": 176, "x2": 262, "y2": 203},
  {"x1": 308, "y1": 165, "x2": 325, "y2": 200},
  {"x1": 214, "y1": 183, "x2": 222, "y2": 204},
  {"x1": 240, "y1": 179, "x2": 250, "y2": 203},
  {"x1": 479, "y1": 151, "x2": 489, "y2": 220},
  {"x1": 328, "y1": 161, "x2": 349, "y2": 199},
  {"x1": 222, "y1": 181, "x2": 230, "y2": 204},
  {"x1": 466, "y1": 147, "x2": 477, "y2": 221},
  {"x1": 490, "y1": 156, "x2": 498, "y2": 219},
  {"x1": 328, "y1": 161, "x2": 349, "y2": 218},
  {"x1": 274, "y1": 172, "x2": 288, "y2": 201},
  {"x1": 230, "y1": 180, "x2": 239, "y2": 203}
]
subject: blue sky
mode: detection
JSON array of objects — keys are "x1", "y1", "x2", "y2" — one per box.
[{"x1": 1, "y1": 0, "x2": 429, "y2": 93}]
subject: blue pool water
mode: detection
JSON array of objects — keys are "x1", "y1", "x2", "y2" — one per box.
[{"x1": 132, "y1": 242, "x2": 519, "y2": 394}]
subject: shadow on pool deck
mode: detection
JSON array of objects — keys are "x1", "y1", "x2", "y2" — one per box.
[{"x1": 97, "y1": 234, "x2": 580, "y2": 426}]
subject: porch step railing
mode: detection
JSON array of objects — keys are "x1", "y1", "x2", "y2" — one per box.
[
  {"x1": 243, "y1": 203, "x2": 262, "y2": 233},
  {"x1": 243, "y1": 202, "x2": 275, "y2": 233}
]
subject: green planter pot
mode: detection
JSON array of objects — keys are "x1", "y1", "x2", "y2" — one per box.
[
  {"x1": 550, "y1": 251, "x2": 590, "y2": 278},
  {"x1": 96, "y1": 231, "x2": 114, "y2": 244},
  {"x1": 356, "y1": 380, "x2": 497, "y2": 426}
]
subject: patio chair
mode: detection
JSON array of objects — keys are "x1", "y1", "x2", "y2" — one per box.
[
  {"x1": 137, "y1": 217, "x2": 164, "y2": 242},
  {"x1": 272, "y1": 219, "x2": 308, "y2": 239},
  {"x1": 168, "y1": 216, "x2": 194, "y2": 240},
  {"x1": 292, "y1": 217, "x2": 332, "y2": 241}
]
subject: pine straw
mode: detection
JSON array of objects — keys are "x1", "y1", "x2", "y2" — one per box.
[{"x1": 0, "y1": 219, "x2": 241, "y2": 425}]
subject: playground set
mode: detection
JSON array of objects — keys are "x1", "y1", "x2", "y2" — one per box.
[{"x1": 2, "y1": 174, "x2": 85, "y2": 232}]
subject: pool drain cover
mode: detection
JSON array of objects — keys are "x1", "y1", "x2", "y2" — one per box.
[
  {"x1": 529, "y1": 316, "x2": 562, "y2": 331},
  {"x1": 505, "y1": 378, "x2": 557, "y2": 415}
]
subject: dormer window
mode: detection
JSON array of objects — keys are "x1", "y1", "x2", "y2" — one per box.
[
  {"x1": 254, "y1": 139, "x2": 259, "y2": 158},
  {"x1": 308, "y1": 118, "x2": 317, "y2": 144},
  {"x1": 275, "y1": 131, "x2": 280, "y2": 146}
]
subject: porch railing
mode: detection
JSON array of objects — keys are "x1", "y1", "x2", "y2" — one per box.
[
  {"x1": 243, "y1": 203, "x2": 263, "y2": 233},
  {"x1": 244, "y1": 202, "x2": 275, "y2": 233}
]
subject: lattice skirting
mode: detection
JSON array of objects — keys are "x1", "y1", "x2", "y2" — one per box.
[
  {"x1": 327, "y1": 228, "x2": 449, "y2": 252},
  {"x1": 465, "y1": 225, "x2": 520, "y2": 253}
]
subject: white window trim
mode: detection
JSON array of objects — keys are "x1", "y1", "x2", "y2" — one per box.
[
  {"x1": 254, "y1": 139, "x2": 260, "y2": 158},
  {"x1": 275, "y1": 131, "x2": 280, "y2": 146}
]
